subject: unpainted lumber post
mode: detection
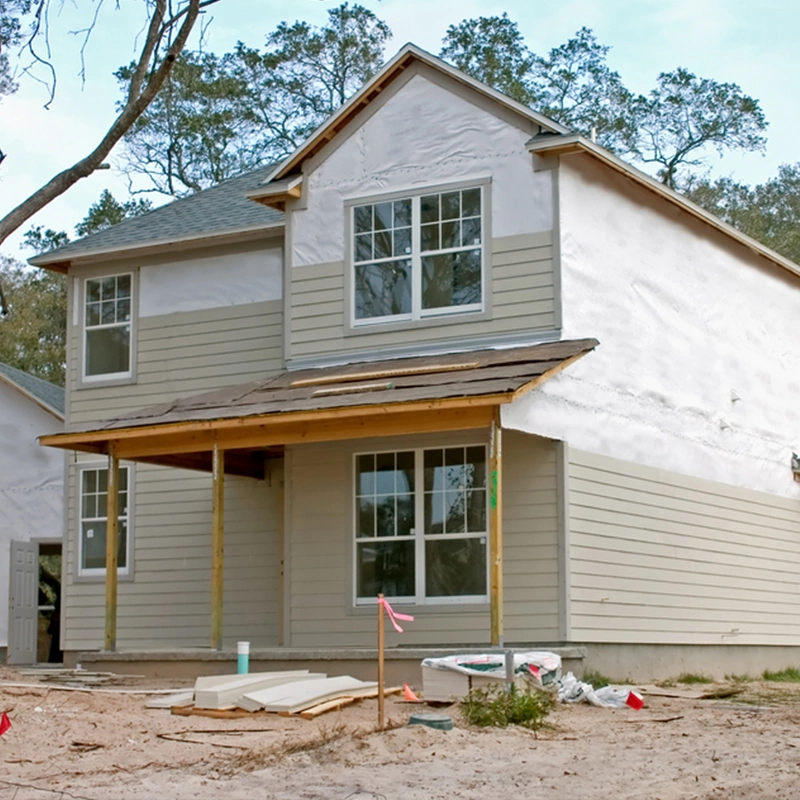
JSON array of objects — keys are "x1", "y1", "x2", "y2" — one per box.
[
  {"x1": 489, "y1": 407, "x2": 504, "y2": 647},
  {"x1": 378, "y1": 593, "x2": 385, "y2": 728},
  {"x1": 104, "y1": 444, "x2": 120, "y2": 652},
  {"x1": 211, "y1": 442, "x2": 225, "y2": 651}
]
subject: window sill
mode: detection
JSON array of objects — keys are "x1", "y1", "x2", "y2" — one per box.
[
  {"x1": 346, "y1": 308, "x2": 491, "y2": 338},
  {"x1": 77, "y1": 375, "x2": 137, "y2": 390},
  {"x1": 73, "y1": 571, "x2": 134, "y2": 584},
  {"x1": 348, "y1": 601, "x2": 489, "y2": 617}
]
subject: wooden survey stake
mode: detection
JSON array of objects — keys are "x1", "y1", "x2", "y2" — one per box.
[{"x1": 378, "y1": 593, "x2": 385, "y2": 728}]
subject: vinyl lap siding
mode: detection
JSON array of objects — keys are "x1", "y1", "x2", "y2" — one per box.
[
  {"x1": 289, "y1": 231, "x2": 555, "y2": 361},
  {"x1": 63, "y1": 460, "x2": 283, "y2": 651},
  {"x1": 68, "y1": 300, "x2": 283, "y2": 426},
  {"x1": 568, "y1": 450, "x2": 800, "y2": 645},
  {"x1": 287, "y1": 430, "x2": 559, "y2": 647},
  {"x1": 503, "y1": 431, "x2": 560, "y2": 641}
]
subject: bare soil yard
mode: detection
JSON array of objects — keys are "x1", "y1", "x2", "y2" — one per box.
[{"x1": 2, "y1": 666, "x2": 800, "y2": 799}]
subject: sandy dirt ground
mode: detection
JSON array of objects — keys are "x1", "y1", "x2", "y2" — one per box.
[{"x1": 2, "y1": 666, "x2": 800, "y2": 799}]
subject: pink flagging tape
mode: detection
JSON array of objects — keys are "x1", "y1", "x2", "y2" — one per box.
[{"x1": 379, "y1": 597, "x2": 415, "y2": 633}]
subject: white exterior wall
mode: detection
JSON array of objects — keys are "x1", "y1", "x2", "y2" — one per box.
[
  {"x1": 504, "y1": 153, "x2": 800, "y2": 499},
  {"x1": 292, "y1": 67, "x2": 551, "y2": 267},
  {"x1": 0, "y1": 383, "x2": 63, "y2": 647}
]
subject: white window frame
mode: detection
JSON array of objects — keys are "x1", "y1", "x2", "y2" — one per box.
[
  {"x1": 81, "y1": 272, "x2": 135, "y2": 383},
  {"x1": 353, "y1": 445, "x2": 489, "y2": 607},
  {"x1": 348, "y1": 182, "x2": 488, "y2": 327},
  {"x1": 77, "y1": 463, "x2": 133, "y2": 579}
]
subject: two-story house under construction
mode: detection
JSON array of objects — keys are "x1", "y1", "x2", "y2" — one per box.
[{"x1": 32, "y1": 45, "x2": 800, "y2": 680}]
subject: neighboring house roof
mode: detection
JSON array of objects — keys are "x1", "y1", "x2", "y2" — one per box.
[
  {"x1": 0, "y1": 363, "x2": 64, "y2": 419},
  {"x1": 43, "y1": 338, "x2": 598, "y2": 448},
  {"x1": 527, "y1": 133, "x2": 800, "y2": 283},
  {"x1": 29, "y1": 166, "x2": 285, "y2": 269}
]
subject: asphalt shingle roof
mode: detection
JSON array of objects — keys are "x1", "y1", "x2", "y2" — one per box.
[
  {"x1": 0, "y1": 362, "x2": 65, "y2": 415},
  {"x1": 31, "y1": 166, "x2": 284, "y2": 265}
]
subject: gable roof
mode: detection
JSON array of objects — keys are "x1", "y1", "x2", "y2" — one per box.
[
  {"x1": 29, "y1": 166, "x2": 285, "y2": 270},
  {"x1": 527, "y1": 133, "x2": 800, "y2": 283},
  {"x1": 0, "y1": 362, "x2": 64, "y2": 419},
  {"x1": 260, "y1": 43, "x2": 569, "y2": 188}
]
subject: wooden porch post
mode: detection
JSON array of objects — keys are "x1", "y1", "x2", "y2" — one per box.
[
  {"x1": 489, "y1": 407, "x2": 504, "y2": 647},
  {"x1": 104, "y1": 445, "x2": 120, "y2": 651},
  {"x1": 211, "y1": 442, "x2": 225, "y2": 650}
]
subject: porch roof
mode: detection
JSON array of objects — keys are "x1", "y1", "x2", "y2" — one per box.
[{"x1": 40, "y1": 338, "x2": 597, "y2": 477}]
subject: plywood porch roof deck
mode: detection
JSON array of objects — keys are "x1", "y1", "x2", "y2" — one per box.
[{"x1": 40, "y1": 338, "x2": 597, "y2": 476}]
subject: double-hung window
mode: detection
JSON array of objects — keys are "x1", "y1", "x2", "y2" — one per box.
[
  {"x1": 352, "y1": 185, "x2": 484, "y2": 324},
  {"x1": 79, "y1": 466, "x2": 131, "y2": 576},
  {"x1": 355, "y1": 445, "x2": 488, "y2": 604},
  {"x1": 83, "y1": 274, "x2": 133, "y2": 380}
]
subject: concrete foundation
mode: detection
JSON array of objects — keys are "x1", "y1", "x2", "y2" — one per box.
[
  {"x1": 581, "y1": 643, "x2": 800, "y2": 682},
  {"x1": 68, "y1": 646, "x2": 587, "y2": 684}
]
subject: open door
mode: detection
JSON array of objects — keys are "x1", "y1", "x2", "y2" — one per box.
[{"x1": 8, "y1": 540, "x2": 38, "y2": 665}]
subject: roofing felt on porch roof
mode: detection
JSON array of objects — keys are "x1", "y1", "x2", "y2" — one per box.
[{"x1": 40, "y1": 338, "x2": 597, "y2": 475}]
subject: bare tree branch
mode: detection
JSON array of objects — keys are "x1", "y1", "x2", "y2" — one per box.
[{"x1": 0, "y1": 0, "x2": 221, "y2": 253}]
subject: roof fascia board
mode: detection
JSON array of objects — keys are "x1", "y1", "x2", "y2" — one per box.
[
  {"x1": 268, "y1": 43, "x2": 569, "y2": 184},
  {"x1": 529, "y1": 134, "x2": 800, "y2": 281},
  {"x1": 0, "y1": 374, "x2": 64, "y2": 420},
  {"x1": 29, "y1": 222, "x2": 285, "y2": 270},
  {"x1": 247, "y1": 175, "x2": 304, "y2": 210}
]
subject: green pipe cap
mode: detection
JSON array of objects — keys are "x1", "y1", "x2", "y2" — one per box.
[{"x1": 408, "y1": 713, "x2": 454, "y2": 731}]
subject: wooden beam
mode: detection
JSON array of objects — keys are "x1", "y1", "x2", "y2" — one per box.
[
  {"x1": 489, "y1": 408, "x2": 504, "y2": 647},
  {"x1": 290, "y1": 361, "x2": 480, "y2": 388},
  {"x1": 112, "y1": 404, "x2": 496, "y2": 460},
  {"x1": 104, "y1": 447, "x2": 120, "y2": 652},
  {"x1": 40, "y1": 394, "x2": 507, "y2": 452},
  {"x1": 210, "y1": 443, "x2": 225, "y2": 651}
]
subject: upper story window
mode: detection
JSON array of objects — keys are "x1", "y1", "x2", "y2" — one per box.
[
  {"x1": 352, "y1": 186, "x2": 484, "y2": 324},
  {"x1": 84, "y1": 274, "x2": 133, "y2": 380}
]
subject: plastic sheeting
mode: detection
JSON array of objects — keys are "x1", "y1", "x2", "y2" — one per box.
[
  {"x1": 0, "y1": 383, "x2": 64, "y2": 647},
  {"x1": 140, "y1": 246, "x2": 283, "y2": 317},
  {"x1": 422, "y1": 651, "x2": 562, "y2": 688},
  {"x1": 504, "y1": 155, "x2": 800, "y2": 498},
  {"x1": 292, "y1": 72, "x2": 553, "y2": 267}
]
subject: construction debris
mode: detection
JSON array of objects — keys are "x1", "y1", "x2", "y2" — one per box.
[
  {"x1": 421, "y1": 651, "x2": 562, "y2": 701},
  {"x1": 151, "y1": 671, "x2": 402, "y2": 720},
  {"x1": 194, "y1": 671, "x2": 321, "y2": 710}
]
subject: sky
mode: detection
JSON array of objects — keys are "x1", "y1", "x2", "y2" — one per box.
[{"x1": 1, "y1": 0, "x2": 798, "y2": 259}]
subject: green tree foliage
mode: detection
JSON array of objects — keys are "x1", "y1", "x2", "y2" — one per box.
[
  {"x1": 623, "y1": 68, "x2": 768, "y2": 189},
  {"x1": 0, "y1": 0, "x2": 32, "y2": 98},
  {"x1": 117, "y1": 3, "x2": 392, "y2": 197},
  {"x1": 530, "y1": 27, "x2": 634, "y2": 152},
  {"x1": 116, "y1": 50, "x2": 257, "y2": 196},
  {"x1": 0, "y1": 255, "x2": 66, "y2": 385},
  {"x1": 75, "y1": 189, "x2": 152, "y2": 236},
  {"x1": 440, "y1": 13, "x2": 536, "y2": 105},
  {"x1": 22, "y1": 226, "x2": 69, "y2": 254},
  {"x1": 439, "y1": 17, "x2": 768, "y2": 190},
  {"x1": 685, "y1": 165, "x2": 800, "y2": 264},
  {"x1": 8, "y1": 190, "x2": 151, "y2": 382}
]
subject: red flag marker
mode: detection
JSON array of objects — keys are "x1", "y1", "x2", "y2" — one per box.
[{"x1": 0, "y1": 712, "x2": 11, "y2": 736}]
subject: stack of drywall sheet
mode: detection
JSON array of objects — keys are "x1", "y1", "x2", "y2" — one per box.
[
  {"x1": 421, "y1": 665, "x2": 470, "y2": 702},
  {"x1": 194, "y1": 670, "x2": 323, "y2": 710},
  {"x1": 145, "y1": 690, "x2": 195, "y2": 709},
  {"x1": 238, "y1": 676, "x2": 376, "y2": 713}
]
